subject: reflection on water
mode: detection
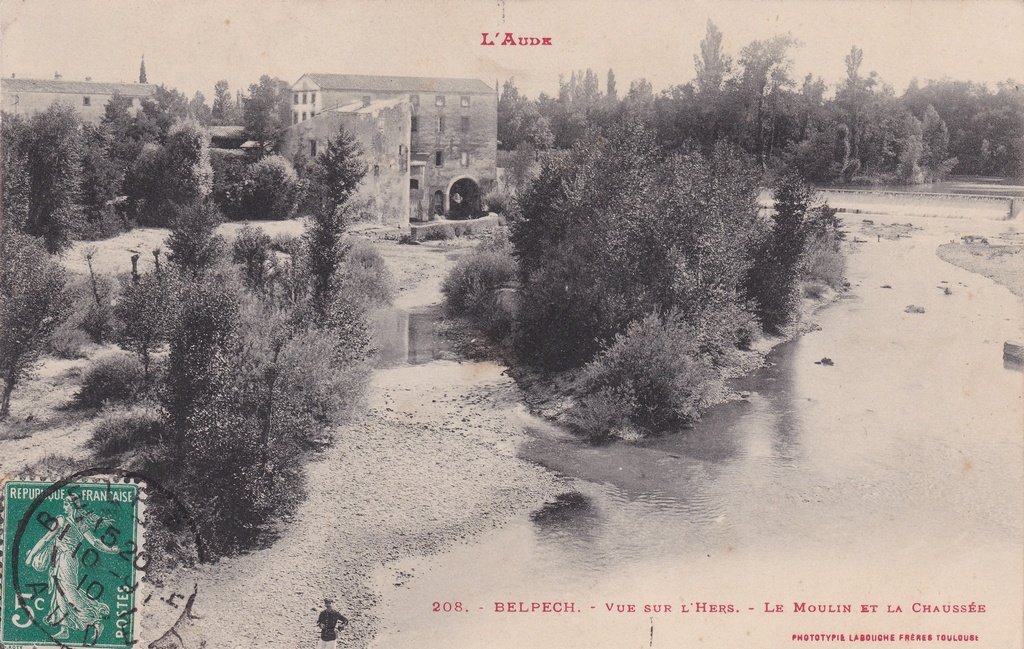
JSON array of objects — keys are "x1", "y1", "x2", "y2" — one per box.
[
  {"x1": 372, "y1": 214, "x2": 1024, "y2": 648},
  {"x1": 371, "y1": 305, "x2": 455, "y2": 367}
]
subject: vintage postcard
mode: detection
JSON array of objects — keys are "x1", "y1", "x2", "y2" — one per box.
[{"x1": 0, "y1": 1, "x2": 1021, "y2": 647}]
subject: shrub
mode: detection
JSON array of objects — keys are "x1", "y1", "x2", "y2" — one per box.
[
  {"x1": 1, "y1": 231, "x2": 70, "y2": 418},
  {"x1": 442, "y1": 243, "x2": 517, "y2": 337},
  {"x1": 482, "y1": 188, "x2": 511, "y2": 214},
  {"x1": 46, "y1": 322, "x2": 90, "y2": 359},
  {"x1": 88, "y1": 403, "x2": 167, "y2": 457},
  {"x1": 421, "y1": 224, "x2": 456, "y2": 241},
  {"x1": 336, "y1": 239, "x2": 394, "y2": 308},
  {"x1": 271, "y1": 232, "x2": 302, "y2": 254},
  {"x1": 210, "y1": 151, "x2": 249, "y2": 219},
  {"x1": 803, "y1": 231, "x2": 846, "y2": 290},
  {"x1": 78, "y1": 205, "x2": 128, "y2": 241},
  {"x1": 571, "y1": 312, "x2": 719, "y2": 437},
  {"x1": 232, "y1": 225, "x2": 273, "y2": 292},
  {"x1": 166, "y1": 201, "x2": 225, "y2": 275},
  {"x1": 76, "y1": 354, "x2": 145, "y2": 408},
  {"x1": 238, "y1": 155, "x2": 302, "y2": 220}
]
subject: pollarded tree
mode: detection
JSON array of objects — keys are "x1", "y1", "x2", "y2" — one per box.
[{"x1": 0, "y1": 230, "x2": 70, "y2": 418}]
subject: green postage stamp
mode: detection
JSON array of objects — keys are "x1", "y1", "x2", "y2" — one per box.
[{"x1": 2, "y1": 478, "x2": 145, "y2": 648}]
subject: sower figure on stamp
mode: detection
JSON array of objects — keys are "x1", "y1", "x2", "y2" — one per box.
[{"x1": 316, "y1": 598, "x2": 349, "y2": 649}]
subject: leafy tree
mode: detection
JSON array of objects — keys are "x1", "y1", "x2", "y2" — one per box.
[
  {"x1": 694, "y1": 20, "x2": 730, "y2": 95},
  {"x1": 79, "y1": 123, "x2": 124, "y2": 222},
  {"x1": 20, "y1": 104, "x2": 85, "y2": 252},
  {"x1": 166, "y1": 201, "x2": 225, "y2": 275},
  {"x1": 164, "y1": 272, "x2": 241, "y2": 453},
  {"x1": 243, "y1": 75, "x2": 292, "y2": 152},
  {"x1": 238, "y1": 155, "x2": 301, "y2": 220},
  {"x1": 1, "y1": 114, "x2": 30, "y2": 231},
  {"x1": 139, "y1": 85, "x2": 189, "y2": 141},
  {"x1": 921, "y1": 104, "x2": 954, "y2": 180},
  {"x1": 232, "y1": 225, "x2": 273, "y2": 292},
  {"x1": 114, "y1": 270, "x2": 171, "y2": 381},
  {"x1": 897, "y1": 113, "x2": 924, "y2": 183},
  {"x1": 737, "y1": 34, "x2": 798, "y2": 168},
  {"x1": 606, "y1": 69, "x2": 618, "y2": 102},
  {"x1": 212, "y1": 80, "x2": 232, "y2": 123},
  {"x1": 189, "y1": 91, "x2": 213, "y2": 126},
  {"x1": 745, "y1": 172, "x2": 813, "y2": 333},
  {"x1": 0, "y1": 230, "x2": 70, "y2": 418},
  {"x1": 304, "y1": 123, "x2": 367, "y2": 220}
]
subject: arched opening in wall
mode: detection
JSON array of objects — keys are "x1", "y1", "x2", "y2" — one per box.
[
  {"x1": 431, "y1": 190, "x2": 445, "y2": 217},
  {"x1": 448, "y1": 177, "x2": 480, "y2": 220}
]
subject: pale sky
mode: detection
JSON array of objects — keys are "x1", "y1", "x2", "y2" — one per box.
[{"x1": 2, "y1": 0, "x2": 1022, "y2": 100}]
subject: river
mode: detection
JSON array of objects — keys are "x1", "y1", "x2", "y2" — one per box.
[{"x1": 368, "y1": 214, "x2": 1023, "y2": 648}]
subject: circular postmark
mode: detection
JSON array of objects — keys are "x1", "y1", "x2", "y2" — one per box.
[{"x1": 3, "y1": 467, "x2": 207, "y2": 649}]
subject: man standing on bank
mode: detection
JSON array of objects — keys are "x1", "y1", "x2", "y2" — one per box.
[{"x1": 316, "y1": 598, "x2": 349, "y2": 648}]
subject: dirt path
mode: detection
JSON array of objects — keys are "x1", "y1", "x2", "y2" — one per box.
[{"x1": 176, "y1": 239, "x2": 564, "y2": 649}]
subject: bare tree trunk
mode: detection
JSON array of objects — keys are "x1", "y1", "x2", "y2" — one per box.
[{"x1": 0, "y1": 370, "x2": 17, "y2": 419}]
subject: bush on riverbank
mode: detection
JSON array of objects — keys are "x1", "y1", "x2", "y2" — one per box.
[
  {"x1": 570, "y1": 312, "x2": 719, "y2": 440},
  {"x1": 442, "y1": 232, "x2": 517, "y2": 338}
]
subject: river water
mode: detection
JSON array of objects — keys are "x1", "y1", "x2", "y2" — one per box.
[{"x1": 370, "y1": 214, "x2": 1023, "y2": 648}]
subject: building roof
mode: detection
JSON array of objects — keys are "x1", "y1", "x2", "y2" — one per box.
[
  {"x1": 303, "y1": 73, "x2": 493, "y2": 95},
  {"x1": 208, "y1": 125, "x2": 245, "y2": 138},
  {"x1": 1, "y1": 78, "x2": 155, "y2": 97},
  {"x1": 327, "y1": 96, "x2": 407, "y2": 115}
]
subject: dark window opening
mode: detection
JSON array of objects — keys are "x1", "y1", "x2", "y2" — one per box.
[
  {"x1": 410, "y1": 178, "x2": 419, "y2": 190},
  {"x1": 411, "y1": 115, "x2": 418, "y2": 132},
  {"x1": 438, "y1": 116, "x2": 445, "y2": 133},
  {"x1": 82, "y1": 96, "x2": 91, "y2": 106},
  {"x1": 302, "y1": 112, "x2": 307, "y2": 121},
  {"x1": 461, "y1": 116, "x2": 469, "y2": 132},
  {"x1": 311, "y1": 92, "x2": 316, "y2": 104},
  {"x1": 435, "y1": 151, "x2": 443, "y2": 166},
  {"x1": 399, "y1": 144, "x2": 405, "y2": 156},
  {"x1": 294, "y1": 93, "x2": 299, "y2": 104},
  {"x1": 302, "y1": 92, "x2": 308, "y2": 104},
  {"x1": 293, "y1": 113, "x2": 298, "y2": 125}
]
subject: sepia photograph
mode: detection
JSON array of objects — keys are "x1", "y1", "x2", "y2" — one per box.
[{"x1": 1, "y1": 1, "x2": 1022, "y2": 647}]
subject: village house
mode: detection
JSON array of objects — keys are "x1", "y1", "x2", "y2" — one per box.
[
  {"x1": 280, "y1": 73, "x2": 497, "y2": 226},
  {"x1": 1, "y1": 73, "x2": 154, "y2": 123}
]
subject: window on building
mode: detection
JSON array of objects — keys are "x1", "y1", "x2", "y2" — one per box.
[
  {"x1": 460, "y1": 96, "x2": 470, "y2": 107},
  {"x1": 461, "y1": 116, "x2": 470, "y2": 132},
  {"x1": 311, "y1": 92, "x2": 316, "y2": 104},
  {"x1": 411, "y1": 115, "x2": 418, "y2": 132},
  {"x1": 293, "y1": 113, "x2": 298, "y2": 125},
  {"x1": 373, "y1": 164, "x2": 380, "y2": 177},
  {"x1": 399, "y1": 144, "x2": 405, "y2": 156},
  {"x1": 302, "y1": 112, "x2": 307, "y2": 121},
  {"x1": 362, "y1": 95, "x2": 372, "y2": 106},
  {"x1": 410, "y1": 178, "x2": 419, "y2": 190},
  {"x1": 82, "y1": 96, "x2": 91, "y2": 106},
  {"x1": 294, "y1": 93, "x2": 299, "y2": 104},
  {"x1": 302, "y1": 92, "x2": 308, "y2": 104},
  {"x1": 435, "y1": 95, "x2": 445, "y2": 107},
  {"x1": 309, "y1": 140, "x2": 317, "y2": 157},
  {"x1": 410, "y1": 94, "x2": 419, "y2": 106},
  {"x1": 310, "y1": 109, "x2": 316, "y2": 118},
  {"x1": 438, "y1": 116, "x2": 446, "y2": 133},
  {"x1": 435, "y1": 151, "x2": 443, "y2": 166},
  {"x1": 460, "y1": 151, "x2": 470, "y2": 167}
]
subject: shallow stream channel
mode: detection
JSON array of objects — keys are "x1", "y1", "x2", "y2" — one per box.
[{"x1": 368, "y1": 214, "x2": 1023, "y2": 648}]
